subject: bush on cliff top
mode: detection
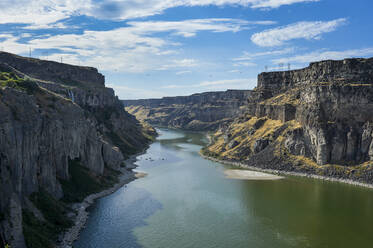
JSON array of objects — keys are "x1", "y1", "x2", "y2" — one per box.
[{"x1": 0, "y1": 71, "x2": 39, "y2": 94}]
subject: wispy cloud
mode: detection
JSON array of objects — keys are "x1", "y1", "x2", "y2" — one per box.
[
  {"x1": 0, "y1": 18, "x2": 264, "y2": 73},
  {"x1": 250, "y1": 0, "x2": 319, "y2": 9},
  {"x1": 162, "y1": 78, "x2": 256, "y2": 89},
  {"x1": 0, "y1": 0, "x2": 317, "y2": 27},
  {"x1": 158, "y1": 59, "x2": 199, "y2": 70},
  {"x1": 251, "y1": 18, "x2": 347, "y2": 47},
  {"x1": 233, "y1": 48, "x2": 294, "y2": 61},
  {"x1": 0, "y1": 0, "x2": 89, "y2": 27},
  {"x1": 233, "y1": 61, "x2": 257, "y2": 67},
  {"x1": 88, "y1": 0, "x2": 319, "y2": 21},
  {"x1": 272, "y1": 48, "x2": 373, "y2": 64},
  {"x1": 176, "y1": 71, "x2": 192, "y2": 75},
  {"x1": 106, "y1": 84, "x2": 167, "y2": 99},
  {"x1": 128, "y1": 18, "x2": 274, "y2": 38}
]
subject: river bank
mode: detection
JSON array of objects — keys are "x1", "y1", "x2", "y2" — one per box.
[
  {"x1": 57, "y1": 155, "x2": 147, "y2": 248},
  {"x1": 200, "y1": 152, "x2": 373, "y2": 190},
  {"x1": 73, "y1": 128, "x2": 373, "y2": 248},
  {"x1": 201, "y1": 132, "x2": 373, "y2": 189}
]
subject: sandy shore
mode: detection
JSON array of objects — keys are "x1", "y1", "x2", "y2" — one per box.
[
  {"x1": 57, "y1": 155, "x2": 146, "y2": 248},
  {"x1": 224, "y1": 169, "x2": 284, "y2": 180},
  {"x1": 202, "y1": 133, "x2": 373, "y2": 189},
  {"x1": 201, "y1": 153, "x2": 373, "y2": 189}
]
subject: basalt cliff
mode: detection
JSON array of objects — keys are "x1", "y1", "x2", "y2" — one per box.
[
  {"x1": 0, "y1": 52, "x2": 153, "y2": 247},
  {"x1": 123, "y1": 90, "x2": 251, "y2": 131},
  {"x1": 203, "y1": 57, "x2": 373, "y2": 184}
]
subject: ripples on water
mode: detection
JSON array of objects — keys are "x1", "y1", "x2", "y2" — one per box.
[{"x1": 74, "y1": 128, "x2": 373, "y2": 248}]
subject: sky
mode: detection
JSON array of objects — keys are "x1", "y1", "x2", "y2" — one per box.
[{"x1": 0, "y1": 1, "x2": 372, "y2": 99}]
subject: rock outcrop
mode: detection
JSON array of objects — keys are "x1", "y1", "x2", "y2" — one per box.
[
  {"x1": 123, "y1": 90, "x2": 251, "y2": 131},
  {"x1": 0, "y1": 52, "x2": 151, "y2": 247},
  {"x1": 204, "y1": 57, "x2": 373, "y2": 184}
]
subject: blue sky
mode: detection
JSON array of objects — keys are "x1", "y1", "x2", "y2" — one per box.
[{"x1": 0, "y1": 0, "x2": 372, "y2": 99}]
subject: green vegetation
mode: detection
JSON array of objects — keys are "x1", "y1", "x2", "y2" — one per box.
[
  {"x1": 24, "y1": 189, "x2": 73, "y2": 248},
  {"x1": 92, "y1": 107, "x2": 142, "y2": 157},
  {"x1": 105, "y1": 130, "x2": 137, "y2": 157},
  {"x1": 22, "y1": 210, "x2": 57, "y2": 248},
  {"x1": 29, "y1": 190, "x2": 73, "y2": 230},
  {"x1": 141, "y1": 121, "x2": 157, "y2": 141},
  {"x1": 60, "y1": 159, "x2": 120, "y2": 203},
  {"x1": 0, "y1": 71, "x2": 39, "y2": 94},
  {"x1": 24, "y1": 159, "x2": 122, "y2": 247}
]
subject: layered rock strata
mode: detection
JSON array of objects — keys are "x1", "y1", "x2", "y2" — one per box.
[
  {"x1": 0, "y1": 52, "x2": 151, "y2": 247},
  {"x1": 204, "y1": 57, "x2": 373, "y2": 184},
  {"x1": 123, "y1": 90, "x2": 252, "y2": 131}
]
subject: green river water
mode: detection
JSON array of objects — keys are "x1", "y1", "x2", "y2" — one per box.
[{"x1": 74, "y1": 128, "x2": 373, "y2": 248}]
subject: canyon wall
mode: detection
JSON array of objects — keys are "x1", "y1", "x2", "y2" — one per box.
[
  {"x1": 0, "y1": 52, "x2": 151, "y2": 247},
  {"x1": 204, "y1": 57, "x2": 373, "y2": 183},
  {"x1": 123, "y1": 90, "x2": 251, "y2": 131}
]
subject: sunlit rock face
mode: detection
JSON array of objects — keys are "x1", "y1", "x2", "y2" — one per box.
[
  {"x1": 242, "y1": 57, "x2": 373, "y2": 165},
  {"x1": 203, "y1": 57, "x2": 373, "y2": 184},
  {"x1": 123, "y1": 90, "x2": 252, "y2": 131}
]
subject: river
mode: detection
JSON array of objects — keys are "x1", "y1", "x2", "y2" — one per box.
[{"x1": 74, "y1": 128, "x2": 373, "y2": 248}]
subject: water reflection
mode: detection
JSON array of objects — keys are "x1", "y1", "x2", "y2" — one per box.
[
  {"x1": 74, "y1": 128, "x2": 373, "y2": 248},
  {"x1": 73, "y1": 186, "x2": 162, "y2": 248}
]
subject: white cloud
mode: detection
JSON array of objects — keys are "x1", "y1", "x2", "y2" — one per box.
[
  {"x1": 0, "y1": 18, "x2": 260, "y2": 73},
  {"x1": 158, "y1": 59, "x2": 199, "y2": 70},
  {"x1": 197, "y1": 78, "x2": 252, "y2": 87},
  {"x1": 162, "y1": 78, "x2": 256, "y2": 89},
  {"x1": 176, "y1": 70, "x2": 192, "y2": 75},
  {"x1": 0, "y1": 0, "x2": 90, "y2": 27},
  {"x1": 90, "y1": 1, "x2": 319, "y2": 20},
  {"x1": 106, "y1": 84, "x2": 167, "y2": 99},
  {"x1": 0, "y1": 0, "x2": 317, "y2": 27},
  {"x1": 251, "y1": 18, "x2": 346, "y2": 47},
  {"x1": 228, "y1": 69, "x2": 241, "y2": 73},
  {"x1": 272, "y1": 48, "x2": 373, "y2": 64},
  {"x1": 250, "y1": 0, "x2": 319, "y2": 8},
  {"x1": 233, "y1": 47, "x2": 294, "y2": 61},
  {"x1": 128, "y1": 18, "x2": 273, "y2": 38},
  {"x1": 233, "y1": 61, "x2": 257, "y2": 67}
]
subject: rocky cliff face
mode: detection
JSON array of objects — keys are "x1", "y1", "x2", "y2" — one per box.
[
  {"x1": 0, "y1": 53, "x2": 151, "y2": 247},
  {"x1": 123, "y1": 90, "x2": 252, "y2": 131},
  {"x1": 204, "y1": 57, "x2": 373, "y2": 184}
]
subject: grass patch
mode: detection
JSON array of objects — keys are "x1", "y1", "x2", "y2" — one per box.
[
  {"x1": 25, "y1": 189, "x2": 74, "y2": 248},
  {"x1": 22, "y1": 210, "x2": 56, "y2": 248},
  {"x1": 60, "y1": 159, "x2": 120, "y2": 203},
  {"x1": 141, "y1": 121, "x2": 157, "y2": 141},
  {"x1": 106, "y1": 130, "x2": 137, "y2": 156},
  {"x1": 29, "y1": 190, "x2": 73, "y2": 230},
  {"x1": 259, "y1": 87, "x2": 300, "y2": 106},
  {"x1": 0, "y1": 71, "x2": 39, "y2": 94}
]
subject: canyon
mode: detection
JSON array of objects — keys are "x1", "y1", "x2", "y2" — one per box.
[
  {"x1": 0, "y1": 52, "x2": 154, "y2": 248},
  {"x1": 2, "y1": 52, "x2": 373, "y2": 248},
  {"x1": 203, "y1": 57, "x2": 373, "y2": 184},
  {"x1": 125, "y1": 57, "x2": 373, "y2": 185},
  {"x1": 123, "y1": 90, "x2": 251, "y2": 131}
]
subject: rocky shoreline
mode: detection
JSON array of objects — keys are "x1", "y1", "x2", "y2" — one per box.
[
  {"x1": 200, "y1": 152, "x2": 373, "y2": 190},
  {"x1": 57, "y1": 154, "x2": 146, "y2": 248},
  {"x1": 201, "y1": 133, "x2": 373, "y2": 189}
]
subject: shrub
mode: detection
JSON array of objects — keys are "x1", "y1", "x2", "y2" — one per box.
[
  {"x1": 29, "y1": 190, "x2": 73, "y2": 230},
  {"x1": 60, "y1": 159, "x2": 120, "y2": 203},
  {"x1": 22, "y1": 210, "x2": 55, "y2": 248}
]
